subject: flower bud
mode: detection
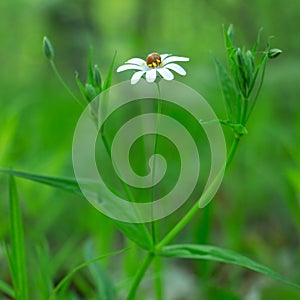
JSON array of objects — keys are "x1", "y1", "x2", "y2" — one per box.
[
  {"x1": 227, "y1": 24, "x2": 234, "y2": 43},
  {"x1": 268, "y1": 48, "x2": 282, "y2": 59},
  {"x1": 85, "y1": 83, "x2": 97, "y2": 102},
  {"x1": 236, "y1": 48, "x2": 245, "y2": 68},
  {"x1": 246, "y1": 50, "x2": 255, "y2": 71},
  {"x1": 43, "y1": 36, "x2": 54, "y2": 60},
  {"x1": 93, "y1": 65, "x2": 102, "y2": 88}
]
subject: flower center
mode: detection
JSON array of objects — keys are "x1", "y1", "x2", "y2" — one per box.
[{"x1": 146, "y1": 53, "x2": 162, "y2": 68}]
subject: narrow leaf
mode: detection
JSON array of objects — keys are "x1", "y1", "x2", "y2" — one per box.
[
  {"x1": 0, "y1": 169, "x2": 152, "y2": 250},
  {"x1": 48, "y1": 248, "x2": 127, "y2": 300},
  {"x1": 160, "y1": 244, "x2": 300, "y2": 289},
  {"x1": 103, "y1": 51, "x2": 117, "y2": 91},
  {"x1": 213, "y1": 55, "x2": 240, "y2": 123},
  {"x1": 2, "y1": 169, "x2": 82, "y2": 196},
  {"x1": 252, "y1": 27, "x2": 263, "y2": 55},
  {"x1": 88, "y1": 47, "x2": 94, "y2": 85},
  {"x1": 75, "y1": 71, "x2": 88, "y2": 103},
  {"x1": 9, "y1": 176, "x2": 28, "y2": 300},
  {"x1": 0, "y1": 278, "x2": 15, "y2": 298},
  {"x1": 224, "y1": 24, "x2": 234, "y2": 50},
  {"x1": 84, "y1": 240, "x2": 116, "y2": 300}
]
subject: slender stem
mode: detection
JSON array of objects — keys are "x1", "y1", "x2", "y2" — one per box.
[
  {"x1": 126, "y1": 136, "x2": 241, "y2": 299},
  {"x1": 156, "y1": 136, "x2": 240, "y2": 251},
  {"x1": 49, "y1": 60, "x2": 84, "y2": 108},
  {"x1": 241, "y1": 97, "x2": 248, "y2": 126},
  {"x1": 151, "y1": 83, "x2": 162, "y2": 243},
  {"x1": 151, "y1": 83, "x2": 163, "y2": 300},
  {"x1": 226, "y1": 136, "x2": 240, "y2": 170},
  {"x1": 126, "y1": 252, "x2": 154, "y2": 300},
  {"x1": 156, "y1": 200, "x2": 200, "y2": 251},
  {"x1": 153, "y1": 257, "x2": 163, "y2": 300}
]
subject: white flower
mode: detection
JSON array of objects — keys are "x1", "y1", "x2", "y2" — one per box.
[{"x1": 117, "y1": 53, "x2": 189, "y2": 84}]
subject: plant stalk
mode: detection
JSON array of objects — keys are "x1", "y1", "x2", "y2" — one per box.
[
  {"x1": 126, "y1": 136, "x2": 241, "y2": 298},
  {"x1": 126, "y1": 252, "x2": 154, "y2": 300}
]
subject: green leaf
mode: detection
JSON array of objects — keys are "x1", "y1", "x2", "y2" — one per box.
[
  {"x1": 48, "y1": 248, "x2": 127, "y2": 300},
  {"x1": 103, "y1": 51, "x2": 117, "y2": 91},
  {"x1": 213, "y1": 55, "x2": 240, "y2": 123},
  {"x1": 252, "y1": 27, "x2": 263, "y2": 55},
  {"x1": 0, "y1": 169, "x2": 153, "y2": 250},
  {"x1": 159, "y1": 244, "x2": 300, "y2": 289},
  {"x1": 84, "y1": 240, "x2": 116, "y2": 300},
  {"x1": 94, "y1": 64, "x2": 102, "y2": 90},
  {"x1": 224, "y1": 24, "x2": 234, "y2": 50},
  {"x1": 1, "y1": 169, "x2": 82, "y2": 196},
  {"x1": 35, "y1": 241, "x2": 54, "y2": 298},
  {"x1": 8, "y1": 176, "x2": 28, "y2": 300},
  {"x1": 75, "y1": 71, "x2": 88, "y2": 103},
  {"x1": 0, "y1": 278, "x2": 15, "y2": 298},
  {"x1": 88, "y1": 47, "x2": 94, "y2": 85}
]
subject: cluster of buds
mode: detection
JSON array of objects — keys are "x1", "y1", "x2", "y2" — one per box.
[{"x1": 214, "y1": 25, "x2": 282, "y2": 134}]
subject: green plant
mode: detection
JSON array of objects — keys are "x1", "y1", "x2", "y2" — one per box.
[{"x1": 1, "y1": 25, "x2": 298, "y2": 300}]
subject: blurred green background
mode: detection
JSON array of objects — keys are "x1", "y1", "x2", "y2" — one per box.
[{"x1": 1, "y1": 0, "x2": 300, "y2": 299}]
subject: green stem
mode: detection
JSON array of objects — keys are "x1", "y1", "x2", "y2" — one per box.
[
  {"x1": 49, "y1": 60, "x2": 84, "y2": 108},
  {"x1": 151, "y1": 83, "x2": 162, "y2": 243},
  {"x1": 156, "y1": 136, "x2": 240, "y2": 251},
  {"x1": 151, "y1": 83, "x2": 163, "y2": 299},
  {"x1": 126, "y1": 137, "x2": 241, "y2": 298},
  {"x1": 241, "y1": 97, "x2": 248, "y2": 126},
  {"x1": 153, "y1": 257, "x2": 163, "y2": 300},
  {"x1": 126, "y1": 252, "x2": 154, "y2": 300}
]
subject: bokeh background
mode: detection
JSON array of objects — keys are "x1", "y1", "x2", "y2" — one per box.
[{"x1": 1, "y1": 0, "x2": 300, "y2": 299}]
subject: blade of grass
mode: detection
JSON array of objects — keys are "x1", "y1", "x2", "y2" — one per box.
[
  {"x1": 8, "y1": 176, "x2": 28, "y2": 300},
  {"x1": 48, "y1": 248, "x2": 128, "y2": 300},
  {"x1": 0, "y1": 169, "x2": 153, "y2": 250},
  {"x1": 103, "y1": 51, "x2": 117, "y2": 91},
  {"x1": 0, "y1": 278, "x2": 15, "y2": 298},
  {"x1": 84, "y1": 240, "x2": 116, "y2": 300},
  {"x1": 160, "y1": 244, "x2": 300, "y2": 289},
  {"x1": 213, "y1": 55, "x2": 240, "y2": 123},
  {"x1": 88, "y1": 47, "x2": 95, "y2": 85}
]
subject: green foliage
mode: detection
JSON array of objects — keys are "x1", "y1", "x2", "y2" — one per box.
[
  {"x1": 0, "y1": 280, "x2": 14, "y2": 298},
  {"x1": 84, "y1": 241, "x2": 116, "y2": 300},
  {"x1": 0, "y1": 1, "x2": 299, "y2": 298},
  {"x1": 48, "y1": 248, "x2": 127, "y2": 300},
  {"x1": 159, "y1": 244, "x2": 300, "y2": 289},
  {"x1": 0, "y1": 169, "x2": 153, "y2": 251},
  {"x1": 5, "y1": 176, "x2": 28, "y2": 300},
  {"x1": 214, "y1": 25, "x2": 282, "y2": 135},
  {"x1": 43, "y1": 36, "x2": 54, "y2": 60}
]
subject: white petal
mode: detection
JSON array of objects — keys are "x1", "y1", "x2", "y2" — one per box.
[
  {"x1": 162, "y1": 56, "x2": 189, "y2": 65},
  {"x1": 117, "y1": 64, "x2": 145, "y2": 72},
  {"x1": 125, "y1": 58, "x2": 147, "y2": 66},
  {"x1": 130, "y1": 71, "x2": 146, "y2": 84},
  {"x1": 164, "y1": 63, "x2": 186, "y2": 75},
  {"x1": 160, "y1": 54, "x2": 172, "y2": 61},
  {"x1": 146, "y1": 69, "x2": 157, "y2": 83},
  {"x1": 157, "y1": 68, "x2": 174, "y2": 81}
]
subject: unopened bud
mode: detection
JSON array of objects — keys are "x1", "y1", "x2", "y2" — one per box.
[
  {"x1": 43, "y1": 36, "x2": 54, "y2": 60},
  {"x1": 246, "y1": 50, "x2": 255, "y2": 70},
  {"x1": 93, "y1": 65, "x2": 102, "y2": 88},
  {"x1": 268, "y1": 48, "x2": 282, "y2": 59},
  {"x1": 236, "y1": 48, "x2": 245, "y2": 67},
  {"x1": 227, "y1": 24, "x2": 234, "y2": 42},
  {"x1": 85, "y1": 83, "x2": 97, "y2": 102}
]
